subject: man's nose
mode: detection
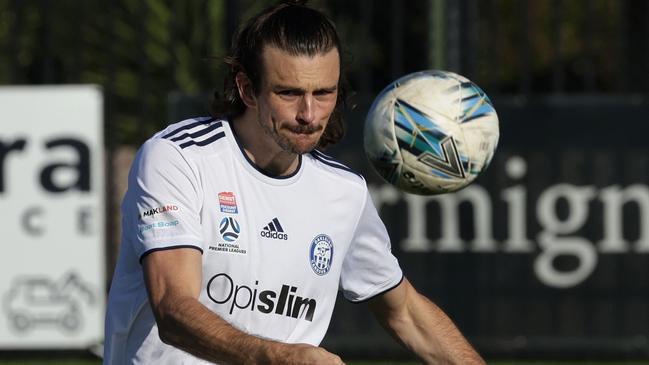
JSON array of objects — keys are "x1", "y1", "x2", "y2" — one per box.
[{"x1": 297, "y1": 94, "x2": 315, "y2": 124}]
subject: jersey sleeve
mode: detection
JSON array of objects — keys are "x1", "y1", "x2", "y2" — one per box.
[
  {"x1": 339, "y1": 189, "x2": 403, "y2": 302},
  {"x1": 122, "y1": 138, "x2": 204, "y2": 261}
]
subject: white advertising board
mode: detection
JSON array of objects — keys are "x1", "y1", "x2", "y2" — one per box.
[{"x1": 0, "y1": 86, "x2": 105, "y2": 349}]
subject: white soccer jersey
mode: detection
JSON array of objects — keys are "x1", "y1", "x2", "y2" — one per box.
[{"x1": 104, "y1": 117, "x2": 403, "y2": 365}]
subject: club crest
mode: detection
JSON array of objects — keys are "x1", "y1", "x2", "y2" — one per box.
[{"x1": 309, "y1": 234, "x2": 333, "y2": 276}]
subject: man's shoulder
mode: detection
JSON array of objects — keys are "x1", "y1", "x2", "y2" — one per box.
[
  {"x1": 149, "y1": 116, "x2": 228, "y2": 153},
  {"x1": 306, "y1": 149, "x2": 366, "y2": 188}
]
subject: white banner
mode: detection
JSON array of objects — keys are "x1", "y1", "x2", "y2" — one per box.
[{"x1": 0, "y1": 86, "x2": 105, "y2": 349}]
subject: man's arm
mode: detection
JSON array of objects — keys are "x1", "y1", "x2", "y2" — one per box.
[
  {"x1": 143, "y1": 248, "x2": 344, "y2": 365},
  {"x1": 368, "y1": 278, "x2": 485, "y2": 365}
]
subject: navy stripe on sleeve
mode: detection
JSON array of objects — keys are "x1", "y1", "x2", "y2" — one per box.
[
  {"x1": 179, "y1": 131, "x2": 226, "y2": 149},
  {"x1": 170, "y1": 121, "x2": 223, "y2": 142},
  {"x1": 347, "y1": 275, "x2": 404, "y2": 304},
  {"x1": 139, "y1": 245, "x2": 204, "y2": 264},
  {"x1": 162, "y1": 118, "x2": 216, "y2": 139},
  {"x1": 310, "y1": 151, "x2": 363, "y2": 179}
]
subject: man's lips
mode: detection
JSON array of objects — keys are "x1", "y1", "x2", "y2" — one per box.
[{"x1": 286, "y1": 125, "x2": 322, "y2": 135}]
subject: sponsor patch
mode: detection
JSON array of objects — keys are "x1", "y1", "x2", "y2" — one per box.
[
  {"x1": 138, "y1": 219, "x2": 180, "y2": 234},
  {"x1": 138, "y1": 204, "x2": 179, "y2": 219},
  {"x1": 309, "y1": 234, "x2": 333, "y2": 276},
  {"x1": 218, "y1": 192, "x2": 238, "y2": 214},
  {"x1": 206, "y1": 273, "x2": 316, "y2": 321}
]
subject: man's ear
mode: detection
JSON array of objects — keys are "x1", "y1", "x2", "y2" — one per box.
[{"x1": 235, "y1": 72, "x2": 257, "y2": 108}]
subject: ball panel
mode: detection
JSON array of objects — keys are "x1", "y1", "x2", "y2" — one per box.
[{"x1": 364, "y1": 86, "x2": 403, "y2": 185}]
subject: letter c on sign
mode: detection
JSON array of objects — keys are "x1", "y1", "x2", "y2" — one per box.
[{"x1": 22, "y1": 207, "x2": 44, "y2": 236}]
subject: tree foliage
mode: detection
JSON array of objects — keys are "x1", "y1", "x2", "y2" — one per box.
[{"x1": 0, "y1": 0, "x2": 642, "y2": 145}]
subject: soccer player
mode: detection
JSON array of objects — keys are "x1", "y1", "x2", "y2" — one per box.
[{"x1": 104, "y1": 1, "x2": 485, "y2": 364}]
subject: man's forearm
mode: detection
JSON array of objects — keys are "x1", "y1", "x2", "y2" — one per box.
[
  {"x1": 370, "y1": 279, "x2": 485, "y2": 365},
  {"x1": 155, "y1": 295, "x2": 282, "y2": 364},
  {"x1": 402, "y1": 294, "x2": 485, "y2": 365},
  {"x1": 153, "y1": 295, "x2": 344, "y2": 365}
]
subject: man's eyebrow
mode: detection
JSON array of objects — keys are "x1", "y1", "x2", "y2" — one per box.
[
  {"x1": 273, "y1": 85, "x2": 305, "y2": 91},
  {"x1": 272, "y1": 85, "x2": 338, "y2": 92},
  {"x1": 317, "y1": 85, "x2": 338, "y2": 92}
]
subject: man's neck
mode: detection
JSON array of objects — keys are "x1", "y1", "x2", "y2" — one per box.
[{"x1": 231, "y1": 113, "x2": 300, "y2": 177}]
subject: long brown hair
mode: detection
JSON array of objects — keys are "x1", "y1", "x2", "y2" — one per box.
[{"x1": 210, "y1": 0, "x2": 350, "y2": 148}]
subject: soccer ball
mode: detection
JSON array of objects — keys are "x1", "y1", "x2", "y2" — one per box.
[{"x1": 363, "y1": 70, "x2": 499, "y2": 195}]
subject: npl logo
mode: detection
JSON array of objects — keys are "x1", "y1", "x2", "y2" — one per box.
[{"x1": 219, "y1": 217, "x2": 240, "y2": 242}]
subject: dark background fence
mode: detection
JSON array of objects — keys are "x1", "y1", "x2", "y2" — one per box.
[
  {"x1": 2, "y1": 0, "x2": 649, "y2": 360},
  {"x1": 319, "y1": 96, "x2": 649, "y2": 360},
  {"x1": 3, "y1": 0, "x2": 648, "y2": 140}
]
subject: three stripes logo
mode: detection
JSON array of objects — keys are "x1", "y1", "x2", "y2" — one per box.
[{"x1": 260, "y1": 217, "x2": 288, "y2": 240}]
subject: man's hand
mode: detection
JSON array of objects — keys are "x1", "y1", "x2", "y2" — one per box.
[{"x1": 279, "y1": 343, "x2": 346, "y2": 365}]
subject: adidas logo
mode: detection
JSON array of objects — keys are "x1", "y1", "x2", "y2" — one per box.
[{"x1": 260, "y1": 217, "x2": 288, "y2": 240}]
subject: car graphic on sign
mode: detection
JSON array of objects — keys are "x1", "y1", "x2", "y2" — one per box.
[{"x1": 3, "y1": 272, "x2": 96, "y2": 333}]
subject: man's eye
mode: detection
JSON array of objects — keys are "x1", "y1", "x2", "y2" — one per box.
[
  {"x1": 315, "y1": 90, "x2": 335, "y2": 96},
  {"x1": 278, "y1": 90, "x2": 298, "y2": 96}
]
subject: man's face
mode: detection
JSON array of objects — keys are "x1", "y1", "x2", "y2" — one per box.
[{"x1": 254, "y1": 45, "x2": 340, "y2": 154}]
